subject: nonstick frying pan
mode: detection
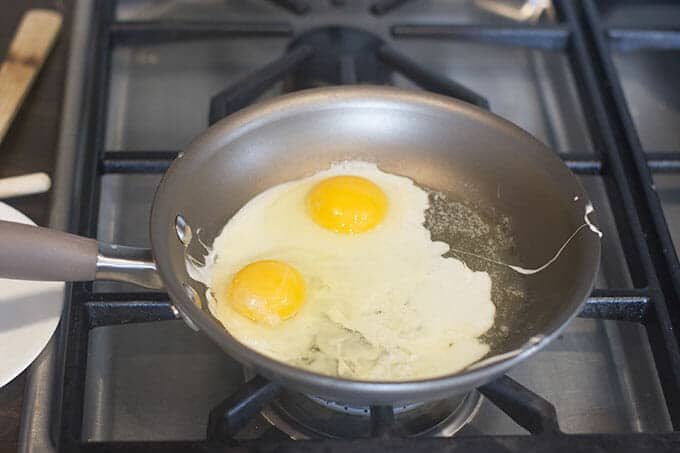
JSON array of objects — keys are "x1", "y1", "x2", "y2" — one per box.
[{"x1": 0, "y1": 86, "x2": 601, "y2": 405}]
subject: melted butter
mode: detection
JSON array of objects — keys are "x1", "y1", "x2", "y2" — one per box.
[
  {"x1": 449, "y1": 203, "x2": 602, "y2": 276},
  {"x1": 585, "y1": 203, "x2": 603, "y2": 238}
]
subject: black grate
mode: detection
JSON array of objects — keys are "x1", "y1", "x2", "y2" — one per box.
[{"x1": 51, "y1": 0, "x2": 680, "y2": 451}]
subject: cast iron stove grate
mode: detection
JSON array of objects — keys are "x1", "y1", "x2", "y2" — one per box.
[{"x1": 33, "y1": 0, "x2": 680, "y2": 451}]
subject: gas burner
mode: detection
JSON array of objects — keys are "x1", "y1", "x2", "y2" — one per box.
[
  {"x1": 208, "y1": 25, "x2": 488, "y2": 125},
  {"x1": 261, "y1": 390, "x2": 483, "y2": 439}
]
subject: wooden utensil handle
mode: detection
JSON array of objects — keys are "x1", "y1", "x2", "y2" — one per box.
[{"x1": 0, "y1": 10, "x2": 62, "y2": 145}]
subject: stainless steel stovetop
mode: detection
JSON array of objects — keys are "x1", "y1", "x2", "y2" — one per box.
[{"x1": 19, "y1": 0, "x2": 680, "y2": 451}]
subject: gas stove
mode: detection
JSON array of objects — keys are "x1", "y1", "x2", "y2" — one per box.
[{"x1": 19, "y1": 0, "x2": 680, "y2": 451}]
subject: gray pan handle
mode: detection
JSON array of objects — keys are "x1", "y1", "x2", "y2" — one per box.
[
  {"x1": 0, "y1": 220, "x2": 163, "y2": 289},
  {"x1": 0, "y1": 220, "x2": 96, "y2": 281}
]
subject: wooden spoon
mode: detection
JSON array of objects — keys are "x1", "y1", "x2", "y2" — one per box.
[{"x1": 0, "y1": 10, "x2": 62, "y2": 146}]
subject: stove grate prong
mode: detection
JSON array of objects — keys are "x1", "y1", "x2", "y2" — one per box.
[
  {"x1": 579, "y1": 289, "x2": 651, "y2": 323},
  {"x1": 370, "y1": 405, "x2": 396, "y2": 438},
  {"x1": 370, "y1": 0, "x2": 416, "y2": 16},
  {"x1": 390, "y1": 24, "x2": 568, "y2": 50},
  {"x1": 209, "y1": 45, "x2": 315, "y2": 125},
  {"x1": 376, "y1": 45, "x2": 490, "y2": 109},
  {"x1": 479, "y1": 375, "x2": 560, "y2": 435},
  {"x1": 339, "y1": 54, "x2": 358, "y2": 84},
  {"x1": 267, "y1": 0, "x2": 311, "y2": 15},
  {"x1": 207, "y1": 375, "x2": 282, "y2": 440}
]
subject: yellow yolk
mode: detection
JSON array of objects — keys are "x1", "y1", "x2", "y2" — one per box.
[
  {"x1": 306, "y1": 175, "x2": 388, "y2": 234},
  {"x1": 225, "y1": 260, "x2": 306, "y2": 325}
]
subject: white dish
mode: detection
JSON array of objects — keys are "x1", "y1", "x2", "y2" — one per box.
[{"x1": 0, "y1": 202, "x2": 64, "y2": 388}]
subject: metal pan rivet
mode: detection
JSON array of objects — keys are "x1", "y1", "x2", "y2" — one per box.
[
  {"x1": 183, "y1": 282, "x2": 202, "y2": 309},
  {"x1": 175, "y1": 215, "x2": 192, "y2": 245}
]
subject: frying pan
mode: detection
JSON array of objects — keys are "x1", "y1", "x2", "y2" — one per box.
[{"x1": 0, "y1": 86, "x2": 600, "y2": 405}]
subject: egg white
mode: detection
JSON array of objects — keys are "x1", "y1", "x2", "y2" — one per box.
[{"x1": 188, "y1": 161, "x2": 495, "y2": 381}]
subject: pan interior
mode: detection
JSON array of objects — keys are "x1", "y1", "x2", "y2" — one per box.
[{"x1": 151, "y1": 88, "x2": 600, "y2": 382}]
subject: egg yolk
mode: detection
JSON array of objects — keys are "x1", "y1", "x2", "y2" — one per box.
[
  {"x1": 226, "y1": 260, "x2": 306, "y2": 325},
  {"x1": 306, "y1": 175, "x2": 388, "y2": 234}
]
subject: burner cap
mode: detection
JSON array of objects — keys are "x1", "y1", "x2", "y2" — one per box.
[
  {"x1": 287, "y1": 26, "x2": 391, "y2": 89},
  {"x1": 261, "y1": 390, "x2": 482, "y2": 439}
]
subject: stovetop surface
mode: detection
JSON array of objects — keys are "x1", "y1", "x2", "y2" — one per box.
[
  {"x1": 20, "y1": 0, "x2": 680, "y2": 451},
  {"x1": 88, "y1": 175, "x2": 665, "y2": 439}
]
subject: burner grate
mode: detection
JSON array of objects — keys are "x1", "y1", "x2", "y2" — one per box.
[
  {"x1": 35, "y1": 0, "x2": 680, "y2": 451},
  {"x1": 208, "y1": 25, "x2": 489, "y2": 124}
]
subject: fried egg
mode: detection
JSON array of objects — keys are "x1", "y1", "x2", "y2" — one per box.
[{"x1": 188, "y1": 161, "x2": 495, "y2": 381}]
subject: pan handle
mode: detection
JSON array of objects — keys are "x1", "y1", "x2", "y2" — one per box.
[
  {"x1": 96, "y1": 243, "x2": 163, "y2": 289},
  {"x1": 0, "y1": 220, "x2": 163, "y2": 289}
]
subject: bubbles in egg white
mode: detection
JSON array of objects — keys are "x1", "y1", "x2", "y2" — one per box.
[{"x1": 188, "y1": 161, "x2": 495, "y2": 381}]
